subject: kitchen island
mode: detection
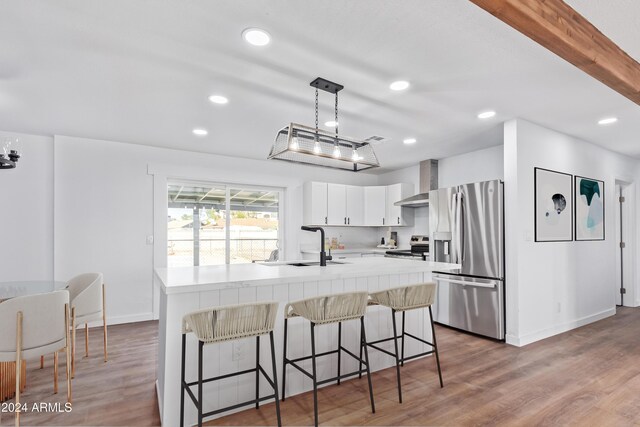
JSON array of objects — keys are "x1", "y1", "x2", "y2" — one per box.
[{"x1": 155, "y1": 257, "x2": 459, "y2": 426}]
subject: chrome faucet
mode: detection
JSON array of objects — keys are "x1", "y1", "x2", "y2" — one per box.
[{"x1": 301, "y1": 226, "x2": 332, "y2": 266}]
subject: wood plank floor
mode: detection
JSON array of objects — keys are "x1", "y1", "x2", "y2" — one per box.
[
  {"x1": 208, "y1": 307, "x2": 640, "y2": 426},
  {"x1": 0, "y1": 321, "x2": 161, "y2": 427},
  {"x1": 2, "y1": 308, "x2": 640, "y2": 426}
]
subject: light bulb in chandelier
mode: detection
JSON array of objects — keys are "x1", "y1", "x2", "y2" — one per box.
[
  {"x1": 351, "y1": 149, "x2": 361, "y2": 162},
  {"x1": 313, "y1": 141, "x2": 321, "y2": 154},
  {"x1": 289, "y1": 136, "x2": 299, "y2": 150},
  {"x1": 333, "y1": 145, "x2": 341, "y2": 158}
]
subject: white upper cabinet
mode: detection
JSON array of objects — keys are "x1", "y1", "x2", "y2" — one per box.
[
  {"x1": 345, "y1": 185, "x2": 364, "y2": 226},
  {"x1": 385, "y1": 183, "x2": 414, "y2": 226},
  {"x1": 304, "y1": 182, "x2": 413, "y2": 227},
  {"x1": 327, "y1": 183, "x2": 347, "y2": 225},
  {"x1": 364, "y1": 186, "x2": 386, "y2": 226},
  {"x1": 303, "y1": 182, "x2": 328, "y2": 225}
]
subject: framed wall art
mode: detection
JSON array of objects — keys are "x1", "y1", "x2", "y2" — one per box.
[
  {"x1": 534, "y1": 167, "x2": 573, "y2": 242},
  {"x1": 574, "y1": 175, "x2": 605, "y2": 241}
]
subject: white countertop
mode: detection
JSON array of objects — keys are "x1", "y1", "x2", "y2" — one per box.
[{"x1": 156, "y1": 257, "x2": 460, "y2": 294}]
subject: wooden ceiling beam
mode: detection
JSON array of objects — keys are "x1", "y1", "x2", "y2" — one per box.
[{"x1": 469, "y1": 0, "x2": 640, "y2": 105}]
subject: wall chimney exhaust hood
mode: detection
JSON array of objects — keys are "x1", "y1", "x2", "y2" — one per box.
[{"x1": 394, "y1": 159, "x2": 438, "y2": 207}]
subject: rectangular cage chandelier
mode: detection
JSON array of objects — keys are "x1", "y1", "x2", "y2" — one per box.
[{"x1": 268, "y1": 77, "x2": 380, "y2": 172}]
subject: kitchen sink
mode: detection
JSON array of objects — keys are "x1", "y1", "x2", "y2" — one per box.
[{"x1": 261, "y1": 260, "x2": 348, "y2": 267}]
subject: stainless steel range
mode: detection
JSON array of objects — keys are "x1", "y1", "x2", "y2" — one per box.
[{"x1": 385, "y1": 235, "x2": 429, "y2": 260}]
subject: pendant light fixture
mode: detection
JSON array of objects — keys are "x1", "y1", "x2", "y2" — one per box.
[
  {"x1": 268, "y1": 77, "x2": 380, "y2": 171},
  {"x1": 0, "y1": 138, "x2": 20, "y2": 170}
]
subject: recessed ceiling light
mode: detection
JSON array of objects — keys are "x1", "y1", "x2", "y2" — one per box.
[
  {"x1": 598, "y1": 117, "x2": 618, "y2": 125},
  {"x1": 192, "y1": 128, "x2": 208, "y2": 136},
  {"x1": 324, "y1": 120, "x2": 338, "y2": 127},
  {"x1": 242, "y1": 28, "x2": 271, "y2": 46},
  {"x1": 209, "y1": 95, "x2": 228, "y2": 104},
  {"x1": 477, "y1": 111, "x2": 496, "y2": 119},
  {"x1": 403, "y1": 138, "x2": 417, "y2": 144},
  {"x1": 389, "y1": 80, "x2": 410, "y2": 91}
]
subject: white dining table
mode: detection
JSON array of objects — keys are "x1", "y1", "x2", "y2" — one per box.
[{"x1": 0, "y1": 280, "x2": 68, "y2": 301}]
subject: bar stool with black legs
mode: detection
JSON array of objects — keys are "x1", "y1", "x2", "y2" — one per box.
[
  {"x1": 180, "y1": 302, "x2": 282, "y2": 427},
  {"x1": 281, "y1": 291, "x2": 375, "y2": 426},
  {"x1": 361, "y1": 283, "x2": 443, "y2": 403}
]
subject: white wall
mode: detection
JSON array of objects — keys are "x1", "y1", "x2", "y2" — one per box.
[
  {"x1": 504, "y1": 119, "x2": 640, "y2": 346},
  {"x1": 378, "y1": 144, "x2": 504, "y2": 247},
  {"x1": 439, "y1": 144, "x2": 504, "y2": 188},
  {"x1": 0, "y1": 132, "x2": 54, "y2": 281},
  {"x1": 53, "y1": 135, "x2": 378, "y2": 324}
]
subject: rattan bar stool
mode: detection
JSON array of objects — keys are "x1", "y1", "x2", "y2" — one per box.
[
  {"x1": 281, "y1": 291, "x2": 375, "y2": 426},
  {"x1": 361, "y1": 283, "x2": 442, "y2": 403},
  {"x1": 180, "y1": 302, "x2": 282, "y2": 427}
]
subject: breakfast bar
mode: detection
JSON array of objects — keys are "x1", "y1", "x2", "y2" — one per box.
[{"x1": 154, "y1": 257, "x2": 459, "y2": 426}]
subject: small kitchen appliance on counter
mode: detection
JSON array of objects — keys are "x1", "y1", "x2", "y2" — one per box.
[{"x1": 384, "y1": 235, "x2": 429, "y2": 260}]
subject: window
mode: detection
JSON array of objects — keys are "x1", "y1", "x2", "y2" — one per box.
[{"x1": 167, "y1": 181, "x2": 282, "y2": 267}]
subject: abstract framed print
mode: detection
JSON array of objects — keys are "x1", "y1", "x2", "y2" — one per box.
[
  {"x1": 575, "y1": 175, "x2": 605, "y2": 241},
  {"x1": 534, "y1": 167, "x2": 573, "y2": 242}
]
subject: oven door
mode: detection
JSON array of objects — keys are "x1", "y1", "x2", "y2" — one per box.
[{"x1": 432, "y1": 273, "x2": 504, "y2": 340}]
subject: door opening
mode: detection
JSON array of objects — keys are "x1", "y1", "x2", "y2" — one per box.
[
  {"x1": 614, "y1": 180, "x2": 634, "y2": 308},
  {"x1": 615, "y1": 184, "x2": 624, "y2": 306}
]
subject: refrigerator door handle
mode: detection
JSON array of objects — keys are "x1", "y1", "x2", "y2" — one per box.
[
  {"x1": 452, "y1": 192, "x2": 463, "y2": 264},
  {"x1": 447, "y1": 193, "x2": 456, "y2": 263},
  {"x1": 433, "y1": 276, "x2": 497, "y2": 289},
  {"x1": 458, "y1": 192, "x2": 465, "y2": 263}
]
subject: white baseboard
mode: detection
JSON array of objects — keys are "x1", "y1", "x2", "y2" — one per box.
[
  {"x1": 156, "y1": 380, "x2": 163, "y2": 425},
  {"x1": 80, "y1": 312, "x2": 155, "y2": 329},
  {"x1": 505, "y1": 308, "x2": 616, "y2": 347}
]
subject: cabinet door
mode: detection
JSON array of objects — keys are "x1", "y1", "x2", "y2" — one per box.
[
  {"x1": 386, "y1": 183, "x2": 414, "y2": 226},
  {"x1": 386, "y1": 184, "x2": 402, "y2": 226},
  {"x1": 303, "y1": 182, "x2": 328, "y2": 225},
  {"x1": 364, "y1": 186, "x2": 386, "y2": 226},
  {"x1": 327, "y1": 183, "x2": 347, "y2": 225},
  {"x1": 345, "y1": 185, "x2": 364, "y2": 226}
]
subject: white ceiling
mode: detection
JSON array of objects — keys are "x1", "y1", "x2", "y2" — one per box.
[{"x1": 0, "y1": 0, "x2": 639, "y2": 173}]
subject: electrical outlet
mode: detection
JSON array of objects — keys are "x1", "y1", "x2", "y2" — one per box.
[{"x1": 146, "y1": 235, "x2": 154, "y2": 245}]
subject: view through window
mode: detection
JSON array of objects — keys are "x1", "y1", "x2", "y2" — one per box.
[{"x1": 167, "y1": 182, "x2": 281, "y2": 267}]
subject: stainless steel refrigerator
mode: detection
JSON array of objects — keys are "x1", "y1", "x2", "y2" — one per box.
[{"x1": 429, "y1": 180, "x2": 505, "y2": 340}]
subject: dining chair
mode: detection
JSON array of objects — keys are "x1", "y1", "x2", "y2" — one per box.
[
  {"x1": 0, "y1": 290, "x2": 72, "y2": 426},
  {"x1": 68, "y1": 273, "x2": 107, "y2": 377}
]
